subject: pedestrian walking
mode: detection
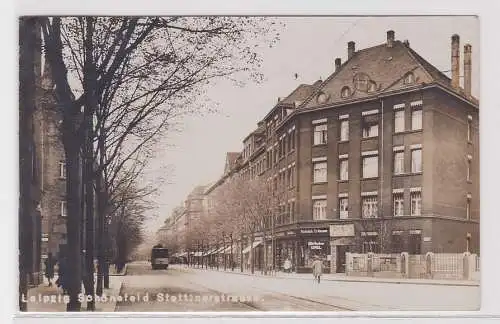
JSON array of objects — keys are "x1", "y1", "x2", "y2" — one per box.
[
  {"x1": 283, "y1": 257, "x2": 292, "y2": 274},
  {"x1": 311, "y1": 255, "x2": 323, "y2": 284},
  {"x1": 44, "y1": 253, "x2": 55, "y2": 287}
]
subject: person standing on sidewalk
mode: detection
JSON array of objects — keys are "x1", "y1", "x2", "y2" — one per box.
[
  {"x1": 283, "y1": 258, "x2": 292, "y2": 274},
  {"x1": 311, "y1": 255, "x2": 323, "y2": 284},
  {"x1": 44, "y1": 253, "x2": 55, "y2": 287}
]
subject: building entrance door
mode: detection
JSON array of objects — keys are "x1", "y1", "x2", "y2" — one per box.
[{"x1": 336, "y1": 245, "x2": 350, "y2": 273}]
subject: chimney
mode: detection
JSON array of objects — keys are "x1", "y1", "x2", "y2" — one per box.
[
  {"x1": 464, "y1": 44, "x2": 472, "y2": 97},
  {"x1": 335, "y1": 58, "x2": 342, "y2": 72},
  {"x1": 387, "y1": 30, "x2": 395, "y2": 47},
  {"x1": 451, "y1": 34, "x2": 460, "y2": 89},
  {"x1": 348, "y1": 41, "x2": 355, "y2": 59},
  {"x1": 403, "y1": 40, "x2": 410, "y2": 47}
]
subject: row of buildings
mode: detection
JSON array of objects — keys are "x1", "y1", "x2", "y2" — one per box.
[{"x1": 158, "y1": 30, "x2": 479, "y2": 273}]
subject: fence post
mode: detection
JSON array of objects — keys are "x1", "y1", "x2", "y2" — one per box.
[
  {"x1": 367, "y1": 253, "x2": 374, "y2": 277},
  {"x1": 463, "y1": 252, "x2": 471, "y2": 280},
  {"x1": 401, "y1": 252, "x2": 409, "y2": 278},
  {"x1": 425, "y1": 252, "x2": 434, "y2": 279}
]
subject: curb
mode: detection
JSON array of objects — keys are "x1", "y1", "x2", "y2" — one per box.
[{"x1": 178, "y1": 266, "x2": 479, "y2": 287}]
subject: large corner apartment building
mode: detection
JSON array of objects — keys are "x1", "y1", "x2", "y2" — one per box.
[{"x1": 203, "y1": 30, "x2": 479, "y2": 274}]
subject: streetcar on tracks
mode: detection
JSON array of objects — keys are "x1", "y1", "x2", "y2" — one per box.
[{"x1": 151, "y1": 244, "x2": 169, "y2": 270}]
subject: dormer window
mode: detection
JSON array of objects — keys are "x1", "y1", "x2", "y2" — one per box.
[
  {"x1": 368, "y1": 81, "x2": 377, "y2": 93},
  {"x1": 341, "y1": 86, "x2": 351, "y2": 98},
  {"x1": 316, "y1": 92, "x2": 329, "y2": 104},
  {"x1": 404, "y1": 72, "x2": 415, "y2": 85}
]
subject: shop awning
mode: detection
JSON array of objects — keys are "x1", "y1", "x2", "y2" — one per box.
[
  {"x1": 202, "y1": 249, "x2": 217, "y2": 256},
  {"x1": 242, "y1": 240, "x2": 262, "y2": 254},
  {"x1": 178, "y1": 252, "x2": 188, "y2": 257},
  {"x1": 193, "y1": 251, "x2": 203, "y2": 257}
]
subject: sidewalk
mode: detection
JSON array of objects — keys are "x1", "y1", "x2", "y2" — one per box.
[
  {"x1": 175, "y1": 265, "x2": 479, "y2": 287},
  {"x1": 24, "y1": 274, "x2": 124, "y2": 312}
]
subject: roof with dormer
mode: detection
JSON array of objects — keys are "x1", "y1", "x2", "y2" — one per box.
[{"x1": 300, "y1": 40, "x2": 478, "y2": 110}]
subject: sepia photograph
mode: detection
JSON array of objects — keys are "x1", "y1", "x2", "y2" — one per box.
[{"x1": 18, "y1": 15, "x2": 480, "y2": 313}]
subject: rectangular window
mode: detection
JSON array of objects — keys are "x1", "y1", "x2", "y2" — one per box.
[
  {"x1": 290, "y1": 201, "x2": 295, "y2": 222},
  {"x1": 59, "y1": 161, "x2": 66, "y2": 179},
  {"x1": 362, "y1": 115, "x2": 379, "y2": 138},
  {"x1": 411, "y1": 149, "x2": 422, "y2": 173},
  {"x1": 394, "y1": 151, "x2": 404, "y2": 175},
  {"x1": 410, "y1": 192, "x2": 422, "y2": 216},
  {"x1": 393, "y1": 193, "x2": 404, "y2": 217},
  {"x1": 60, "y1": 201, "x2": 67, "y2": 217},
  {"x1": 391, "y1": 234, "x2": 404, "y2": 253},
  {"x1": 362, "y1": 196, "x2": 378, "y2": 218},
  {"x1": 313, "y1": 124, "x2": 328, "y2": 145},
  {"x1": 339, "y1": 198, "x2": 349, "y2": 219},
  {"x1": 467, "y1": 117, "x2": 472, "y2": 142},
  {"x1": 339, "y1": 159, "x2": 349, "y2": 181},
  {"x1": 291, "y1": 165, "x2": 295, "y2": 187},
  {"x1": 362, "y1": 236, "x2": 380, "y2": 253},
  {"x1": 467, "y1": 158, "x2": 471, "y2": 182},
  {"x1": 466, "y1": 197, "x2": 471, "y2": 220},
  {"x1": 340, "y1": 120, "x2": 349, "y2": 141},
  {"x1": 313, "y1": 162, "x2": 327, "y2": 183},
  {"x1": 394, "y1": 109, "x2": 405, "y2": 133},
  {"x1": 362, "y1": 155, "x2": 378, "y2": 178},
  {"x1": 313, "y1": 200, "x2": 327, "y2": 220},
  {"x1": 290, "y1": 130, "x2": 296, "y2": 150},
  {"x1": 411, "y1": 109, "x2": 422, "y2": 130}
]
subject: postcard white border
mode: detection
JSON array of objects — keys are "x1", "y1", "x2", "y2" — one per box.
[{"x1": 4, "y1": 0, "x2": 500, "y2": 323}]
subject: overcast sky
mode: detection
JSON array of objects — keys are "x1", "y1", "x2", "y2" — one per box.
[{"x1": 144, "y1": 16, "x2": 479, "y2": 233}]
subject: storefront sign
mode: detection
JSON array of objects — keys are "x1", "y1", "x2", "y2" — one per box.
[
  {"x1": 330, "y1": 224, "x2": 355, "y2": 237},
  {"x1": 300, "y1": 228, "x2": 329, "y2": 235},
  {"x1": 286, "y1": 230, "x2": 296, "y2": 236},
  {"x1": 307, "y1": 241, "x2": 326, "y2": 250},
  {"x1": 423, "y1": 236, "x2": 432, "y2": 242}
]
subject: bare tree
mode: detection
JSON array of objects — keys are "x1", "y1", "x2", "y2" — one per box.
[{"x1": 39, "y1": 16, "x2": 282, "y2": 310}]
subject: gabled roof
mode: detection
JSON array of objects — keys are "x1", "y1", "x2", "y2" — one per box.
[
  {"x1": 224, "y1": 152, "x2": 241, "y2": 175},
  {"x1": 300, "y1": 40, "x2": 477, "y2": 109},
  {"x1": 262, "y1": 82, "x2": 322, "y2": 122}
]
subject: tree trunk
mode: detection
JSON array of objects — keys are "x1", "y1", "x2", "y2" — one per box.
[
  {"x1": 64, "y1": 146, "x2": 83, "y2": 311},
  {"x1": 250, "y1": 231, "x2": 255, "y2": 274},
  {"x1": 240, "y1": 234, "x2": 244, "y2": 273},
  {"x1": 230, "y1": 236, "x2": 234, "y2": 271},
  {"x1": 82, "y1": 18, "x2": 96, "y2": 310},
  {"x1": 223, "y1": 237, "x2": 227, "y2": 271},
  {"x1": 262, "y1": 229, "x2": 267, "y2": 275}
]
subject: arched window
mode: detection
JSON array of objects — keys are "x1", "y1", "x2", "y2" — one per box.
[
  {"x1": 341, "y1": 86, "x2": 351, "y2": 98},
  {"x1": 404, "y1": 72, "x2": 415, "y2": 85}
]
